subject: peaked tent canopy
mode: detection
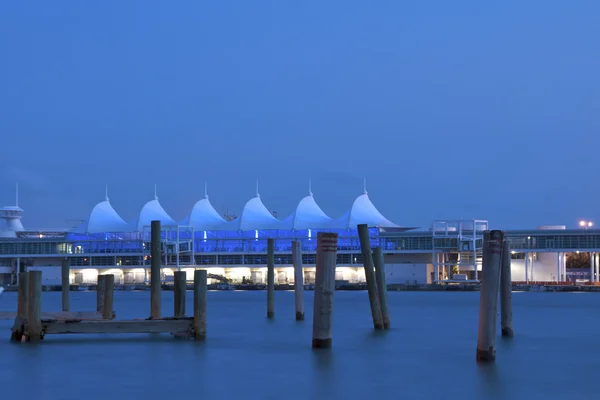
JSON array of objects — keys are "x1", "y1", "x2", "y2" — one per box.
[
  {"x1": 279, "y1": 193, "x2": 332, "y2": 230},
  {"x1": 330, "y1": 192, "x2": 399, "y2": 230},
  {"x1": 221, "y1": 195, "x2": 279, "y2": 231},
  {"x1": 72, "y1": 199, "x2": 129, "y2": 234},
  {"x1": 130, "y1": 197, "x2": 177, "y2": 231},
  {"x1": 181, "y1": 195, "x2": 227, "y2": 231}
]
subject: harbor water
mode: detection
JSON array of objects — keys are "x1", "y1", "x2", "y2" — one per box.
[{"x1": 1, "y1": 290, "x2": 599, "y2": 399}]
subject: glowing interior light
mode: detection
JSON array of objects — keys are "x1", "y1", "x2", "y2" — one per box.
[
  {"x1": 308, "y1": 229, "x2": 312, "y2": 240},
  {"x1": 255, "y1": 230, "x2": 259, "y2": 239},
  {"x1": 203, "y1": 230, "x2": 207, "y2": 240}
]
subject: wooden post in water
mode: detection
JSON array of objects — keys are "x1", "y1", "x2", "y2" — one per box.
[
  {"x1": 476, "y1": 230, "x2": 504, "y2": 362},
  {"x1": 103, "y1": 274, "x2": 114, "y2": 320},
  {"x1": 292, "y1": 240, "x2": 305, "y2": 321},
  {"x1": 150, "y1": 220, "x2": 162, "y2": 319},
  {"x1": 96, "y1": 274, "x2": 106, "y2": 315},
  {"x1": 11, "y1": 272, "x2": 29, "y2": 341},
  {"x1": 312, "y1": 232, "x2": 338, "y2": 348},
  {"x1": 26, "y1": 270, "x2": 42, "y2": 342},
  {"x1": 174, "y1": 270, "x2": 187, "y2": 318},
  {"x1": 372, "y1": 247, "x2": 390, "y2": 329},
  {"x1": 193, "y1": 269, "x2": 207, "y2": 340},
  {"x1": 357, "y1": 224, "x2": 384, "y2": 330},
  {"x1": 500, "y1": 239, "x2": 514, "y2": 337},
  {"x1": 61, "y1": 257, "x2": 70, "y2": 312},
  {"x1": 267, "y1": 238, "x2": 275, "y2": 319}
]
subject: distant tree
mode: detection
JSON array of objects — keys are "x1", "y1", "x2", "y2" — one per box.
[{"x1": 566, "y1": 252, "x2": 590, "y2": 269}]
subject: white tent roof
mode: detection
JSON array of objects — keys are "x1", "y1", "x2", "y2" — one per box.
[
  {"x1": 130, "y1": 197, "x2": 177, "y2": 231},
  {"x1": 181, "y1": 192, "x2": 227, "y2": 231},
  {"x1": 279, "y1": 192, "x2": 332, "y2": 230},
  {"x1": 72, "y1": 199, "x2": 128, "y2": 234},
  {"x1": 222, "y1": 194, "x2": 279, "y2": 231},
  {"x1": 330, "y1": 192, "x2": 399, "y2": 229}
]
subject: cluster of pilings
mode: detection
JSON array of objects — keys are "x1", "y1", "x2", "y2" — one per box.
[{"x1": 476, "y1": 230, "x2": 514, "y2": 362}]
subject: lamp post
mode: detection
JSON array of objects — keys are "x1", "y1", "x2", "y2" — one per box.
[{"x1": 579, "y1": 220, "x2": 594, "y2": 230}]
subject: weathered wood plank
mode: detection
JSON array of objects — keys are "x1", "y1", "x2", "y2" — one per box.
[
  {"x1": 43, "y1": 318, "x2": 193, "y2": 335},
  {"x1": 1, "y1": 311, "x2": 110, "y2": 321}
]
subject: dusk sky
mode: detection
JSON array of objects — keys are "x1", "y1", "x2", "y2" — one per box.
[{"x1": 1, "y1": 1, "x2": 599, "y2": 230}]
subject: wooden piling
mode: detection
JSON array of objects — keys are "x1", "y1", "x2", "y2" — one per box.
[
  {"x1": 500, "y1": 239, "x2": 514, "y2": 337},
  {"x1": 267, "y1": 238, "x2": 275, "y2": 319},
  {"x1": 312, "y1": 232, "x2": 338, "y2": 349},
  {"x1": 292, "y1": 240, "x2": 305, "y2": 321},
  {"x1": 150, "y1": 220, "x2": 162, "y2": 319},
  {"x1": 372, "y1": 247, "x2": 390, "y2": 329},
  {"x1": 26, "y1": 270, "x2": 43, "y2": 342},
  {"x1": 193, "y1": 269, "x2": 207, "y2": 340},
  {"x1": 174, "y1": 270, "x2": 187, "y2": 318},
  {"x1": 476, "y1": 230, "x2": 504, "y2": 362},
  {"x1": 357, "y1": 224, "x2": 384, "y2": 330},
  {"x1": 96, "y1": 275, "x2": 106, "y2": 315},
  {"x1": 61, "y1": 258, "x2": 70, "y2": 312},
  {"x1": 103, "y1": 274, "x2": 114, "y2": 320},
  {"x1": 10, "y1": 272, "x2": 28, "y2": 341}
]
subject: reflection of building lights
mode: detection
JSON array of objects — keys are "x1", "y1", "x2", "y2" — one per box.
[{"x1": 511, "y1": 251, "x2": 516, "y2": 254}]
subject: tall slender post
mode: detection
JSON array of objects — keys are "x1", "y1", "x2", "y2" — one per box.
[
  {"x1": 373, "y1": 247, "x2": 390, "y2": 329},
  {"x1": 292, "y1": 240, "x2": 305, "y2": 321},
  {"x1": 150, "y1": 220, "x2": 162, "y2": 319},
  {"x1": 174, "y1": 270, "x2": 187, "y2": 318},
  {"x1": 312, "y1": 232, "x2": 338, "y2": 348},
  {"x1": 357, "y1": 224, "x2": 384, "y2": 330},
  {"x1": 26, "y1": 270, "x2": 42, "y2": 342},
  {"x1": 500, "y1": 240, "x2": 513, "y2": 337},
  {"x1": 267, "y1": 238, "x2": 275, "y2": 319},
  {"x1": 476, "y1": 230, "x2": 504, "y2": 362},
  {"x1": 193, "y1": 269, "x2": 207, "y2": 340},
  {"x1": 96, "y1": 275, "x2": 106, "y2": 315},
  {"x1": 103, "y1": 274, "x2": 114, "y2": 320},
  {"x1": 61, "y1": 258, "x2": 70, "y2": 312}
]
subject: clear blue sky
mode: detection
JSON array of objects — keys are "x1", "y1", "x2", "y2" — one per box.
[{"x1": 0, "y1": 1, "x2": 599, "y2": 229}]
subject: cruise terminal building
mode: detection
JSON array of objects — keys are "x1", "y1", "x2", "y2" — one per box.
[{"x1": 1, "y1": 187, "x2": 599, "y2": 287}]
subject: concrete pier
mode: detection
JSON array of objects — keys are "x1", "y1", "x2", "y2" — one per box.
[
  {"x1": 476, "y1": 230, "x2": 504, "y2": 362},
  {"x1": 357, "y1": 224, "x2": 384, "y2": 330},
  {"x1": 150, "y1": 220, "x2": 162, "y2": 319},
  {"x1": 292, "y1": 240, "x2": 305, "y2": 321},
  {"x1": 500, "y1": 240, "x2": 513, "y2": 337},
  {"x1": 373, "y1": 246, "x2": 390, "y2": 329},
  {"x1": 312, "y1": 232, "x2": 338, "y2": 349},
  {"x1": 267, "y1": 238, "x2": 275, "y2": 319}
]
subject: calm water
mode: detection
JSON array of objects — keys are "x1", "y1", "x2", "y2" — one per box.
[{"x1": 1, "y1": 290, "x2": 599, "y2": 399}]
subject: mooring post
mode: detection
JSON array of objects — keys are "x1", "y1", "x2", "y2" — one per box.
[
  {"x1": 174, "y1": 270, "x2": 187, "y2": 318},
  {"x1": 312, "y1": 232, "x2": 338, "y2": 348},
  {"x1": 103, "y1": 274, "x2": 114, "y2": 320},
  {"x1": 150, "y1": 220, "x2": 162, "y2": 319},
  {"x1": 267, "y1": 238, "x2": 275, "y2": 319},
  {"x1": 61, "y1": 257, "x2": 70, "y2": 312},
  {"x1": 357, "y1": 224, "x2": 384, "y2": 330},
  {"x1": 11, "y1": 272, "x2": 29, "y2": 341},
  {"x1": 477, "y1": 230, "x2": 504, "y2": 362},
  {"x1": 500, "y1": 239, "x2": 514, "y2": 337},
  {"x1": 26, "y1": 270, "x2": 43, "y2": 342},
  {"x1": 373, "y1": 247, "x2": 391, "y2": 329},
  {"x1": 292, "y1": 240, "x2": 305, "y2": 321},
  {"x1": 96, "y1": 274, "x2": 106, "y2": 315},
  {"x1": 193, "y1": 269, "x2": 207, "y2": 340}
]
